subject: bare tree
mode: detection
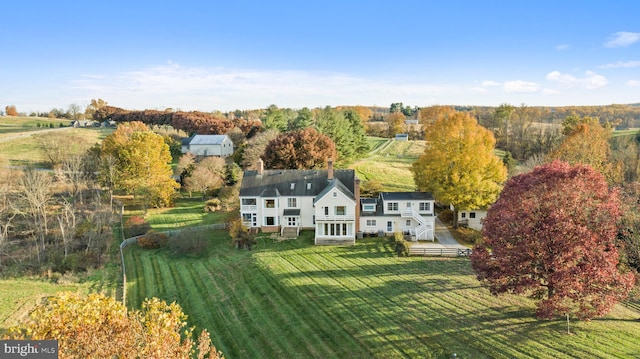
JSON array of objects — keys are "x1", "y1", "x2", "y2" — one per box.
[
  {"x1": 56, "y1": 200, "x2": 76, "y2": 259},
  {"x1": 241, "y1": 129, "x2": 279, "y2": 168},
  {"x1": 16, "y1": 169, "x2": 53, "y2": 262},
  {"x1": 60, "y1": 154, "x2": 87, "y2": 204},
  {"x1": 67, "y1": 103, "x2": 82, "y2": 121}
]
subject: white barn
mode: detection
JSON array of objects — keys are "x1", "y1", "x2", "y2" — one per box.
[{"x1": 181, "y1": 134, "x2": 234, "y2": 157}]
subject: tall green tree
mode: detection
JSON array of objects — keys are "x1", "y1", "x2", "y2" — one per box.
[
  {"x1": 100, "y1": 121, "x2": 179, "y2": 208},
  {"x1": 288, "y1": 107, "x2": 314, "y2": 131},
  {"x1": 411, "y1": 112, "x2": 506, "y2": 226},
  {"x1": 315, "y1": 106, "x2": 369, "y2": 161}
]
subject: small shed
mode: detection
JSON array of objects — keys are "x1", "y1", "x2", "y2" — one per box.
[
  {"x1": 395, "y1": 133, "x2": 409, "y2": 141},
  {"x1": 181, "y1": 134, "x2": 234, "y2": 157}
]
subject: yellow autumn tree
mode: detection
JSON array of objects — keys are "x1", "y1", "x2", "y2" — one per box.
[
  {"x1": 101, "y1": 121, "x2": 179, "y2": 208},
  {"x1": 6, "y1": 292, "x2": 224, "y2": 359},
  {"x1": 548, "y1": 115, "x2": 622, "y2": 184},
  {"x1": 411, "y1": 111, "x2": 507, "y2": 226}
]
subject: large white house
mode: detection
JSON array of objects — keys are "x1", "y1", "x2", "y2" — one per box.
[
  {"x1": 181, "y1": 134, "x2": 234, "y2": 157},
  {"x1": 239, "y1": 159, "x2": 435, "y2": 245}
]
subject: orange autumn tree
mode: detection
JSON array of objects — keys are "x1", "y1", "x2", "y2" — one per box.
[
  {"x1": 263, "y1": 128, "x2": 337, "y2": 169},
  {"x1": 6, "y1": 292, "x2": 224, "y2": 359},
  {"x1": 100, "y1": 121, "x2": 179, "y2": 207},
  {"x1": 548, "y1": 114, "x2": 622, "y2": 183}
]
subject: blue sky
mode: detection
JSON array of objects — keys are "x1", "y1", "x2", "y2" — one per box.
[{"x1": 1, "y1": 1, "x2": 639, "y2": 113}]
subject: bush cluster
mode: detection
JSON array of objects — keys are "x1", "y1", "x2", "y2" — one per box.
[
  {"x1": 167, "y1": 228, "x2": 209, "y2": 257},
  {"x1": 137, "y1": 231, "x2": 168, "y2": 249},
  {"x1": 203, "y1": 198, "x2": 222, "y2": 212},
  {"x1": 390, "y1": 231, "x2": 410, "y2": 257},
  {"x1": 125, "y1": 215, "x2": 151, "y2": 238}
]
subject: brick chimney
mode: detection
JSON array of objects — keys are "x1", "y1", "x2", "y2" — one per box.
[
  {"x1": 354, "y1": 176, "x2": 361, "y2": 233},
  {"x1": 257, "y1": 158, "x2": 264, "y2": 175},
  {"x1": 327, "y1": 158, "x2": 334, "y2": 180}
]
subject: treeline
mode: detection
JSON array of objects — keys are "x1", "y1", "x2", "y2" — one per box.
[{"x1": 93, "y1": 106, "x2": 263, "y2": 137}]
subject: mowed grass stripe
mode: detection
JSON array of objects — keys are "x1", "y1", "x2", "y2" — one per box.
[
  {"x1": 183, "y1": 261, "x2": 269, "y2": 359},
  {"x1": 268, "y1": 251, "x2": 377, "y2": 357},
  {"x1": 285, "y1": 251, "x2": 406, "y2": 357},
  {"x1": 306, "y1": 247, "x2": 562, "y2": 359},
  {"x1": 254, "y1": 252, "x2": 365, "y2": 358},
  {"x1": 194, "y1": 256, "x2": 283, "y2": 359},
  {"x1": 259, "y1": 252, "x2": 366, "y2": 357},
  {"x1": 305, "y1": 250, "x2": 444, "y2": 358},
  {"x1": 188, "y1": 259, "x2": 251, "y2": 358},
  {"x1": 244, "y1": 262, "x2": 332, "y2": 358}
]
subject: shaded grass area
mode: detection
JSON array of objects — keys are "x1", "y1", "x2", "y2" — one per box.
[
  {"x1": 121, "y1": 195, "x2": 234, "y2": 232},
  {"x1": 0, "y1": 279, "x2": 91, "y2": 332},
  {"x1": 125, "y1": 232, "x2": 640, "y2": 359},
  {"x1": 351, "y1": 139, "x2": 426, "y2": 192}
]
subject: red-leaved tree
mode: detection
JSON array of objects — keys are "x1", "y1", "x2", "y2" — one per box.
[
  {"x1": 262, "y1": 128, "x2": 337, "y2": 169},
  {"x1": 471, "y1": 161, "x2": 635, "y2": 320}
]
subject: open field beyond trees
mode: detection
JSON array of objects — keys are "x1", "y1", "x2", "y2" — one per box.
[
  {"x1": 350, "y1": 137, "x2": 426, "y2": 191},
  {"x1": 125, "y1": 231, "x2": 640, "y2": 359}
]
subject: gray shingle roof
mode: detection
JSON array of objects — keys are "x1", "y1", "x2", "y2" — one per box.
[
  {"x1": 184, "y1": 134, "x2": 229, "y2": 145},
  {"x1": 239, "y1": 169, "x2": 355, "y2": 199},
  {"x1": 380, "y1": 192, "x2": 434, "y2": 201}
]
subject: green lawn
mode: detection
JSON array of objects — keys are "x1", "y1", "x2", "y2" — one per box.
[
  {"x1": 350, "y1": 139, "x2": 426, "y2": 191},
  {"x1": 124, "y1": 232, "x2": 640, "y2": 359},
  {"x1": 122, "y1": 195, "x2": 235, "y2": 232}
]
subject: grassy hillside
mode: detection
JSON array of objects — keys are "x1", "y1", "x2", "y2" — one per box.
[
  {"x1": 350, "y1": 138, "x2": 426, "y2": 191},
  {"x1": 0, "y1": 127, "x2": 113, "y2": 167},
  {"x1": 125, "y1": 232, "x2": 640, "y2": 359}
]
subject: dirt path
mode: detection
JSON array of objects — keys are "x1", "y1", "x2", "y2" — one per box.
[{"x1": 0, "y1": 126, "x2": 73, "y2": 143}]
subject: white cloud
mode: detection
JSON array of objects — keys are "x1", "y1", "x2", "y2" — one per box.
[
  {"x1": 546, "y1": 70, "x2": 607, "y2": 89},
  {"x1": 627, "y1": 80, "x2": 640, "y2": 87},
  {"x1": 555, "y1": 44, "x2": 570, "y2": 51},
  {"x1": 503, "y1": 80, "x2": 540, "y2": 93},
  {"x1": 604, "y1": 31, "x2": 640, "y2": 48},
  {"x1": 584, "y1": 71, "x2": 608, "y2": 89},
  {"x1": 599, "y1": 60, "x2": 640, "y2": 69},
  {"x1": 481, "y1": 80, "x2": 500, "y2": 87},
  {"x1": 71, "y1": 63, "x2": 455, "y2": 111}
]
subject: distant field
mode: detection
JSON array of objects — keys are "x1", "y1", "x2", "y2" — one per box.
[
  {"x1": 350, "y1": 138, "x2": 426, "y2": 191},
  {"x1": 125, "y1": 232, "x2": 640, "y2": 359},
  {"x1": 0, "y1": 116, "x2": 72, "y2": 134},
  {"x1": 0, "y1": 127, "x2": 112, "y2": 166}
]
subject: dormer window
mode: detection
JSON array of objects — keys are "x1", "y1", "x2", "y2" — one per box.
[
  {"x1": 307, "y1": 183, "x2": 311, "y2": 190},
  {"x1": 363, "y1": 204, "x2": 376, "y2": 212},
  {"x1": 290, "y1": 183, "x2": 295, "y2": 190}
]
